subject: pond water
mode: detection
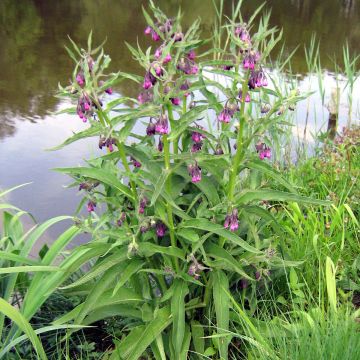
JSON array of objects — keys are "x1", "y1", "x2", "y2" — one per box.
[{"x1": 0, "y1": 0, "x2": 359, "y2": 241}]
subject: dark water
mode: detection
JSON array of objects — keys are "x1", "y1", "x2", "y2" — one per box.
[{"x1": 0, "y1": 0, "x2": 359, "y2": 240}]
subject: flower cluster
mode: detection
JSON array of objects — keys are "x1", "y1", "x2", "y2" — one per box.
[{"x1": 255, "y1": 142, "x2": 271, "y2": 160}]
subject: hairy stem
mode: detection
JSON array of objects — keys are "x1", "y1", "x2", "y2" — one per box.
[{"x1": 163, "y1": 133, "x2": 180, "y2": 273}]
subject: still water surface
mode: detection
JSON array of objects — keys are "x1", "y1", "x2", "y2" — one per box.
[{"x1": 0, "y1": 0, "x2": 359, "y2": 240}]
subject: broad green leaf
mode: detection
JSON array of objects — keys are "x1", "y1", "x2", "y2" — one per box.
[
  {"x1": 110, "y1": 306, "x2": 172, "y2": 360},
  {"x1": 191, "y1": 320, "x2": 205, "y2": 356},
  {"x1": 180, "y1": 218, "x2": 261, "y2": 254},
  {"x1": 171, "y1": 280, "x2": 189, "y2": 358},
  {"x1": 326, "y1": 256, "x2": 337, "y2": 313},
  {"x1": 138, "y1": 242, "x2": 185, "y2": 260},
  {"x1": 212, "y1": 270, "x2": 230, "y2": 360},
  {"x1": 54, "y1": 167, "x2": 134, "y2": 199},
  {"x1": 205, "y1": 243, "x2": 253, "y2": 280},
  {"x1": 245, "y1": 159, "x2": 296, "y2": 193},
  {"x1": 235, "y1": 189, "x2": 330, "y2": 206},
  {"x1": 0, "y1": 298, "x2": 47, "y2": 360},
  {"x1": 112, "y1": 260, "x2": 144, "y2": 296}
]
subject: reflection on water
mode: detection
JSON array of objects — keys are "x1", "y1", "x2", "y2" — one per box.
[{"x1": 0, "y1": 0, "x2": 359, "y2": 238}]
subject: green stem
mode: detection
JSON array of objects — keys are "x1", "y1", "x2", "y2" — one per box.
[
  {"x1": 117, "y1": 141, "x2": 138, "y2": 202},
  {"x1": 163, "y1": 134, "x2": 179, "y2": 273},
  {"x1": 227, "y1": 71, "x2": 249, "y2": 201},
  {"x1": 167, "y1": 104, "x2": 178, "y2": 154},
  {"x1": 219, "y1": 71, "x2": 249, "y2": 248}
]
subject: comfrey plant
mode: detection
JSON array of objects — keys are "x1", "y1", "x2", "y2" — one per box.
[{"x1": 54, "y1": 2, "x2": 328, "y2": 359}]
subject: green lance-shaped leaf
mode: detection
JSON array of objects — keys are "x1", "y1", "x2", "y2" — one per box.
[
  {"x1": 138, "y1": 242, "x2": 185, "y2": 260},
  {"x1": 180, "y1": 218, "x2": 261, "y2": 254},
  {"x1": 191, "y1": 320, "x2": 205, "y2": 355},
  {"x1": 205, "y1": 242, "x2": 253, "y2": 280},
  {"x1": 326, "y1": 256, "x2": 337, "y2": 313},
  {"x1": 54, "y1": 166, "x2": 134, "y2": 199},
  {"x1": 110, "y1": 306, "x2": 172, "y2": 360},
  {"x1": 0, "y1": 298, "x2": 47, "y2": 360},
  {"x1": 212, "y1": 270, "x2": 230, "y2": 360},
  {"x1": 168, "y1": 105, "x2": 208, "y2": 141},
  {"x1": 235, "y1": 189, "x2": 330, "y2": 206},
  {"x1": 112, "y1": 260, "x2": 144, "y2": 297},
  {"x1": 171, "y1": 280, "x2": 189, "y2": 358},
  {"x1": 244, "y1": 159, "x2": 296, "y2": 193}
]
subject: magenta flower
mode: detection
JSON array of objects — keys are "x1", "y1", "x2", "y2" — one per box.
[
  {"x1": 163, "y1": 53, "x2": 172, "y2": 64},
  {"x1": 248, "y1": 69, "x2": 267, "y2": 89},
  {"x1": 144, "y1": 26, "x2": 152, "y2": 35},
  {"x1": 155, "y1": 114, "x2": 169, "y2": 134},
  {"x1": 235, "y1": 25, "x2": 251, "y2": 44},
  {"x1": 218, "y1": 103, "x2": 238, "y2": 123},
  {"x1": 243, "y1": 51, "x2": 260, "y2": 70},
  {"x1": 139, "y1": 196, "x2": 148, "y2": 214},
  {"x1": 156, "y1": 222, "x2": 167, "y2": 237},
  {"x1": 177, "y1": 58, "x2": 198, "y2": 75},
  {"x1": 187, "y1": 50, "x2": 196, "y2": 60},
  {"x1": 99, "y1": 137, "x2": 116, "y2": 152},
  {"x1": 191, "y1": 142, "x2": 202, "y2": 153},
  {"x1": 152, "y1": 31, "x2": 160, "y2": 41},
  {"x1": 130, "y1": 156, "x2": 141, "y2": 168},
  {"x1": 188, "y1": 162, "x2": 201, "y2": 183},
  {"x1": 171, "y1": 97, "x2": 180, "y2": 106},
  {"x1": 87, "y1": 201, "x2": 96, "y2": 213},
  {"x1": 224, "y1": 208, "x2": 239, "y2": 232},
  {"x1": 143, "y1": 70, "x2": 157, "y2": 89},
  {"x1": 77, "y1": 93, "x2": 92, "y2": 122},
  {"x1": 255, "y1": 142, "x2": 271, "y2": 160},
  {"x1": 154, "y1": 64, "x2": 164, "y2": 77},
  {"x1": 146, "y1": 120, "x2": 156, "y2": 136},
  {"x1": 76, "y1": 72, "x2": 85, "y2": 87},
  {"x1": 154, "y1": 46, "x2": 162, "y2": 59},
  {"x1": 238, "y1": 90, "x2": 251, "y2": 103}
]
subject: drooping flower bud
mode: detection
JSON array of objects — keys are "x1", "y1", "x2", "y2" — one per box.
[
  {"x1": 87, "y1": 201, "x2": 96, "y2": 213},
  {"x1": 238, "y1": 90, "x2": 251, "y2": 103},
  {"x1": 130, "y1": 156, "x2": 141, "y2": 168},
  {"x1": 187, "y1": 50, "x2": 196, "y2": 60},
  {"x1": 248, "y1": 69, "x2": 267, "y2": 89},
  {"x1": 155, "y1": 114, "x2": 169, "y2": 134},
  {"x1": 156, "y1": 222, "x2": 167, "y2": 237},
  {"x1": 143, "y1": 70, "x2": 157, "y2": 89},
  {"x1": 215, "y1": 145, "x2": 224, "y2": 155},
  {"x1": 158, "y1": 138, "x2": 163, "y2": 152},
  {"x1": 76, "y1": 72, "x2": 85, "y2": 87},
  {"x1": 117, "y1": 212, "x2": 126, "y2": 226},
  {"x1": 224, "y1": 208, "x2": 239, "y2": 232},
  {"x1": 163, "y1": 53, "x2": 172, "y2": 64},
  {"x1": 243, "y1": 50, "x2": 260, "y2": 70},
  {"x1": 188, "y1": 162, "x2": 202, "y2": 183},
  {"x1": 217, "y1": 102, "x2": 238, "y2": 123},
  {"x1": 191, "y1": 142, "x2": 202, "y2": 153},
  {"x1": 138, "y1": 196, "x2": 148, "y2": 214},
  {"x1": 77, "y1": 93, "x2": 93, "y2": 122},
  {"x1": 146, "y1": 119, "x2": 156, "y2": 136},
  {"x1": 171, "y1": 97, "x2": 181, "y2": 106},
  {"x1": 172, "y1": 32, "x2": 184, "y2": 42},
  {"x1": 255, "y1": 142, "x2": 271, "y2": 160}
]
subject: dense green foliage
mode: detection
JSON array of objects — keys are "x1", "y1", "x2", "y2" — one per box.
[{"x1": 0, "y1": 1, "x2": 359, "y2": 359}]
